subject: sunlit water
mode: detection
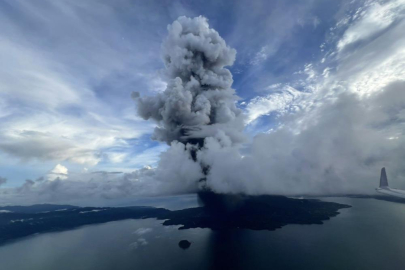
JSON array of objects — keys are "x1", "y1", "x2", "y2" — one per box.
[{"x1": 1, "y1": 196, "x2": 405, "y2": 270}]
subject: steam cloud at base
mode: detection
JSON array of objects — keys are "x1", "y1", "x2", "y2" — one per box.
[{"x1": 200, "y1": 85, "x2": 405, "y2": 195}]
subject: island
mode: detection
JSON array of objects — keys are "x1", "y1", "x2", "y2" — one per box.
[
  {"x1": 178, "y1": 240, "x2": 191, "y2": 249},
  {"x1": 0, "y1": 193, "x2": 350, "y2": 245}
]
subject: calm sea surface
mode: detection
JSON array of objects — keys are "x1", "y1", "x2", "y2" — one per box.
[{"x1": 1, "y1": 196, "x2": 405, "y2": 270}]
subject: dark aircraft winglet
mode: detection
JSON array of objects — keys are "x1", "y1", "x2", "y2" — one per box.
[{"x1": 380, "y1": 167, "x2": 388, "y2": 188}]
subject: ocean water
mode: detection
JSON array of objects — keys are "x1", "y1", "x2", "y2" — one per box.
[{"x1": 1, "y1": 196, "x2": 405, "y2": 270}]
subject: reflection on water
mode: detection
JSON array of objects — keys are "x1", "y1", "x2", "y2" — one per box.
[{"x1": 1, "y1": 197, "x2": 405, "y2": 270}]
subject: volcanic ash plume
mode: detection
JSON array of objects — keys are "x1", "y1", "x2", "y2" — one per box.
[
  {"x1": 132, "y1": 16, "x2": 244, "y2": 146},
  {"x1": 132, "y1": 16, "x2": 245, "y2": 189}
]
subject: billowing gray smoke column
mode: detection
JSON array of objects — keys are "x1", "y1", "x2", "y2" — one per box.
[
  {"x1": 133, "y1": 16, "x2": 245, "y2": 187},
  {"x1": 133, "y1": 16, "x2": 244, "y2": 146}
]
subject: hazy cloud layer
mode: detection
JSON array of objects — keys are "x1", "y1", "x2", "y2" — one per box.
[
  {"x1": 0, "y1": 142, "x2": 203, "y2": 205},
  {"x1": 0, "y1": 177, "x2": 7, "y2": 186}
]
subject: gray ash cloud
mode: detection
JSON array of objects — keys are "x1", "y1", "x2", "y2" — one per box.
[
  {"x1": 132, "y1": 16, "x2": 244, "y2": 146},
  {"x1": 132, "y1": 16, "x2": 245, "y2": 189}
]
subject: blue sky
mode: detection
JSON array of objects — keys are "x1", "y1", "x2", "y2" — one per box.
[{"x1": 1, "y1": 0, "x2": 404, "y2": 194}]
